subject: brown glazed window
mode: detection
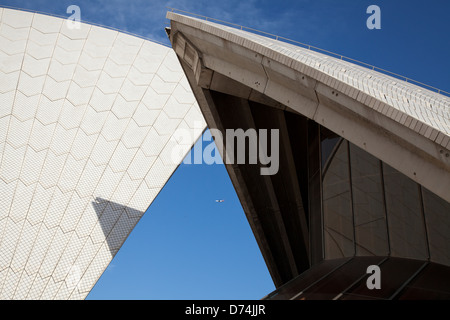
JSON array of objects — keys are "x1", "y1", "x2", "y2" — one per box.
[
  {"x1": 421, "y1": 187, "x2": 450, "y2": 266},
  {"x1": 382, "y1": 164, "x2": 428, "y2": 260},
  {"x1": 342, "y1": 257, "x2": 425, "y2": 299},
  {"x1": 320, "y1": 127, "x2": 341, "y2": 170},
  {"x1": 322, "y1": 140, "x2": 354, "y2": 259},
  {"x1": 266, "y1": 258, "x2": 350, "y2": 300},
  {"x1": 349, "y1": 143, "x2": 389, "y2": 256}
]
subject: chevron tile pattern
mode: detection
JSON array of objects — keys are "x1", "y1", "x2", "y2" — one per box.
[{"x1": 0, "y1": 8, "x2": 206, "y2": 299}]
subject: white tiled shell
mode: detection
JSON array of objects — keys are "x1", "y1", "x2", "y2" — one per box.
[{"x1": 0, "y1": 8, "x2": 206, "y2": 300}]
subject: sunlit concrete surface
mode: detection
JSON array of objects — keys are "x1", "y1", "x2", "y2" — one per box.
[{"x1": 0, "y1": 8, "x2": 205, "y2": 299}]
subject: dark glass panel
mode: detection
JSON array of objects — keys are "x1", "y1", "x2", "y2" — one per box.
[
  {"x1": 322, "y1": 141, "x2": 354, "y2": 259},
  {"x1": 308, "y1": 121, "x2": 320, "y2": 179},
  {"x1": 298, "y1": 256, "x2": 384, "y2": 300},
  {"x1": 343, "y1": 257, "x2": 425, "y2": 299},
  {"x1": 349, "y1": 143, "x2": 389, "y2": 256},
  {"x1": 309, "y1": 171, "x2": 323, "y2": 265},
  {"x1": 382, "y1": 164, "x2": 428, "y2": 260},
  {"x1": 421, "y1": 187, "x2": 450, "y2": 266}
]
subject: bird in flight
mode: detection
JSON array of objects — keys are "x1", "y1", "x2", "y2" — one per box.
[{"x1": 215, "y1": 199, "x2": 224, "y2": 203}]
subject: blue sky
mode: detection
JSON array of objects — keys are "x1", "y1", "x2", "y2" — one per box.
[{"x1": 1, "y1": 0, "x2": 449, "y2": 299}]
